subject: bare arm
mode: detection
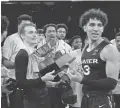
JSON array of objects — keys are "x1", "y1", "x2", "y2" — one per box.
[
  {"x1": 69, "y1": 44, "x2": 119, "y2": 90},
  {"x1": 80, "y1": 44, "x2": 119, "y2": 89},
  {"x1": 101, "y1": 44, "x2": 119, "y2": 80}
]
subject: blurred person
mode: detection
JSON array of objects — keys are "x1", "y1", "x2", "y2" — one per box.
[
  {"x1": 2, "y1": 14, "x2": 32, "y2": 108},
  {"x1": 37, "y1": 29, "x2": 46, "y2": 48},
  {"x1": 69, "y1": 35, "x2": 83, "y2": 108},
  {"x1": 112, "y1": 32, "x2": 120, "y2": 108},
  {"x1": 70, "y1": 35, "x2": 83, "y2": 50},
  {"x1": 56, "y1": 23, "x2": 68, "y2": 40},
  {"x1": 2, "y1": 14, "x2": 32, "y2": 70},
  {"x1": 41, "y1": 23, "x2": 72, "y2": 108},
  {"x1": 68, "y1": 8, "x2": 119, "y2": 108},
  {"x1": 56, "y1": 23, "x2": 72, "y2": 53},
  {"x1": 1, "y1": 15, "x2": 13, "y2": 108}
]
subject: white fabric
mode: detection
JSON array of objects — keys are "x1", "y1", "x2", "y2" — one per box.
[
  {"x1": 69, "y1": 49, "x2": 83, "y2": 107},
  {"x1": 57, "y1": 40, "x2": 72, "y2": 54},
  {"x1": 2, "y1": 33, "x2": 26, "y2": 79},
  {"x1": 110, "y1": 39, "x2": 116, "y2": 46},
  {"x1": 3, "y1": 33, "x2": 24, "y2": 62},
  {"x1": 37, "y1": 39, "x2": 72, "y2": 55},
  {"x1": 26, "y1": 54, "x2": 40, "y2": 79}
]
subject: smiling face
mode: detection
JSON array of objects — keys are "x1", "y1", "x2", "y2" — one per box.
[
  {"x1": 45, "y1": 26, "x2": 57, "y2": 42},
  {"x1": 72, "y1": 38, "x2": 82, "y2": 50},
  {"x1": 57, "y1": 27, "x2": 66, "y2": 40},
  {"x1": 83, "y1": 18, "x2": 104, "y2": 41}
]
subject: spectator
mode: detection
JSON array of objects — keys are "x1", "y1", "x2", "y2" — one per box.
[
  {"x1": 1, "y1": 15, "x2": 12, "y2": 108},
  {"x1": 2, "y1": 14, "x2": 32, "y2": 108},
  {"x1": 37, "y1": 29, "x2": 46, "y2": 48},
  {"x1": 69, "y1": 35, "x2": 83, "y2": 108},
  {"x1": 56, "y1": 23, "x2": 72, "y2": 54}
]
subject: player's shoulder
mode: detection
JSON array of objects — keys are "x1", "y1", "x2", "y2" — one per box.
[
  {"x1": 103, "y1": 43, "x2": 118, "y2": 53},
  {"x1": 101, "y1": 43, "x2": 119, "y2": 60}
]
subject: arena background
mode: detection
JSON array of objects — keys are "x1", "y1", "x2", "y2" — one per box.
[{"x1": 1, "y1": 1, "x2": 120, "y2": 41}]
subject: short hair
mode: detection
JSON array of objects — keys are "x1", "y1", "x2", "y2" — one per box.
[
  {"x1": 69, "y1": 35, "x2": 82, "y2": 46},
  {"x1": 43, "y1": 23, "x2": 56, "y2": 33},
  {"x1": 1, "y1": 15, "x2": 9, "y2": 34},
  {"x1": 56, "y1": 23, "x2": 68, "y2": 33},
  {"x1": 17, "y1": 14, "x2": 32, "y2": 25},
  {"x1": 115, "y1": 32, "x2": 120, "y2": 38},
  {"x1": 37, "y1": 29, "x2": 44, "y2": 34},
  {"x1": 79, "y1": 8, "x2": 108, "y2": 29},
  {"x1": 18, "y1": 22, "x2": 36, "y2": 36}
]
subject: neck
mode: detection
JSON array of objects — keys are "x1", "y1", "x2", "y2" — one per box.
[
  {"x1": 23, "y1": 42, "x2": 35, "y2": 54},
  {"x1": 24, "y1": 42, "x2": 36, "y2": 48},
  {"x1": 73, "y1": 47, "x2": 81, "y2": 50},
  {"x1": 88, "y1": 37, "x2": 104, "y2": 50}
]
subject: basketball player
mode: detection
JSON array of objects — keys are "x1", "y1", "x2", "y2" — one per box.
[{"x1": 68, "y1": 8, "x2": 119, "y2": 108}]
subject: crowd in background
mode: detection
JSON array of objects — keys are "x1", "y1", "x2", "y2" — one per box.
[{"x1": 1, "y1": 8, "x2": 120, "y2": 108}]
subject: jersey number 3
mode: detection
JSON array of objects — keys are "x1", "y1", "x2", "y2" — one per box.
[{"x1": 83, "y1": 65, "x2": 90, "y2": 75}]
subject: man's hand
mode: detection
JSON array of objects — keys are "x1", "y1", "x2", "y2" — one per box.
[
  {"x1": 41, "y1": 70, "x2": 55, "y2": 81},
  {"x1": 67, "y1": 72, "x2": 83, "y2": 83},
  {"x1": 1, "y1": 82, "x2": 13, "y2": 95}
]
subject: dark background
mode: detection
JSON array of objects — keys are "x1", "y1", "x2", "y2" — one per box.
[{"x1": 1, "y1": 1, "x2": 120, "y2": 40}]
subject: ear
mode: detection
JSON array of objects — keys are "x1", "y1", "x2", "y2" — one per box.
[{"x1": 83, "y1": 25, "x2": 87, "y2": 32}]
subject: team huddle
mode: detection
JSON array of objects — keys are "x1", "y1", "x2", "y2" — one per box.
[{"x1": 1, "y1": 8, "x2": 120, "y2": 108}]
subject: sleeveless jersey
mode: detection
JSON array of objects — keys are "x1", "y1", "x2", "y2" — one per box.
[{"x1": 81, "y1": 40, "x2": 110, "y2": 93}]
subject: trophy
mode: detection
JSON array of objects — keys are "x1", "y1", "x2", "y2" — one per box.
[
  {"x1": 33, "y1": 41, "x2": 77, "y2": 104},
  {"x1": 38, "y1": 52, "x2": 76, "y2": 76}
]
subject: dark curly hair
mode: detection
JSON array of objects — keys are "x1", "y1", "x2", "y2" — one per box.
[
  {"x1": 79, "y1": 8, "x2": 108, "y2": 29},
  {"x1": 1, "y1": 15, "x2": 9, "y2": 34},
  {"x1": 56, "y1": 23, "x2": 68, "y2": 33},
  {"x1": 69, "y1": 35, "x2": 82, "y2": 46},
  {"x1": 37, "y1": 29, "x2": 44, "y2": 34},
  {"x1": 43, "y1": 23, "x2": 56, "y2": 33}
]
